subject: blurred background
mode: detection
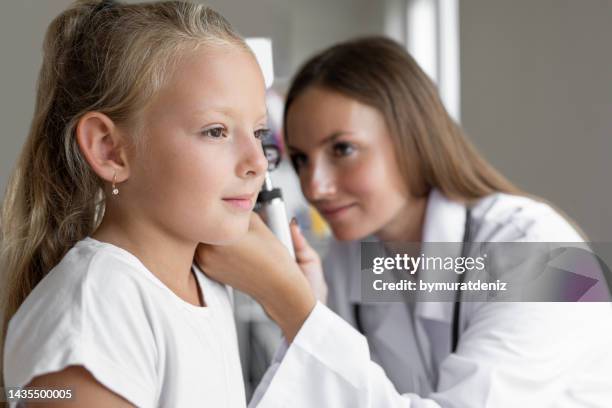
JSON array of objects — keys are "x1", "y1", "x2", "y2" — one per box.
[{"x1": 1, "y1": 0, "x2": 611, "y2": 398}]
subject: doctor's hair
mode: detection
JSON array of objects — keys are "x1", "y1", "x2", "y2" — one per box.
[
  {"x1": 283, "y1": 36, "x2": 522, "y2": 202},
  {"x1": 0, "y1": 0, "x2": 249, "y2": 388}
]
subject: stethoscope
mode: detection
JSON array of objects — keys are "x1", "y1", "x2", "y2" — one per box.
[{"x1": 452, "y1": 207, "x2": 472, "y2": 353}]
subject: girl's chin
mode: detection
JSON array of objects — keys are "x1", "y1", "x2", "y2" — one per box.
[{"x1": 203, "y1": 225, "x2": 249, "y2": 245}]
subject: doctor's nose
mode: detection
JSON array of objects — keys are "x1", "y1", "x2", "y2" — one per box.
[{"x1": 302, "y1": 164, "x2": 337, "y2": 202}]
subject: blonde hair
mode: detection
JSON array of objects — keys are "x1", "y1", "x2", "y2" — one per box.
[{"x1": 0, "y1": 0, "x2": 248, "y2": 391}]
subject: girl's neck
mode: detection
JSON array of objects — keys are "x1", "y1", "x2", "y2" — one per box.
[{"x1": 91, "y1": 215, "x2": 204, "y2": 306}]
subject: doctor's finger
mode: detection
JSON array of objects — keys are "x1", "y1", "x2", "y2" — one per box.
[{"x1": 290, "y1": 219, "x2": 320, "y2": 264}]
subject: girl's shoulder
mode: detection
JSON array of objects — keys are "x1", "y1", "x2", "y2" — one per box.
[
  {"x1": 4, "y1": 237, "x2": 160, "y2": 404},
  {"x1": 470, "y1": 192, "x2": 583, "y2": 242},
  {"x1": 11, "y1": 237, "x2": 157, "y2": 325}
]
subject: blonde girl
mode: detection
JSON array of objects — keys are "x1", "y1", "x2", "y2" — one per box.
[{"x1": 0, "y1": 1, "x2": 288, "y2": 406}]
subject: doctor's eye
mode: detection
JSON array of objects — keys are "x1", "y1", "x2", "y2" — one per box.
[
  {"x1": 332, "y1": 142, "x2": 355, "y2": 157},
  {"x1": 254, "y1": 128, "x2": 271, "y2": 140},
  {"x1": 201, "y1": 126, "x2": 227, "y2": 139},
  {"x1": 289, "y1": 153, "x2": 308, "y2": 171}
]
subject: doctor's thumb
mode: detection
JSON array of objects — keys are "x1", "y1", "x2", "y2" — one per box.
[
  {"x1": 290, "y1": 218, "x2": 320, "y2": 264},
  {"x1": 290, "y1": 217, "x2": 317, "y2": 261},
  {"x1": 289, "y1": 217, "x2": 327, "y2": 299}
]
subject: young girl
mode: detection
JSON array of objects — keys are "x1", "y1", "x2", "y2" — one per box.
[{"x1": 0, "y1": 0, "x2": 288, "y2": 406}]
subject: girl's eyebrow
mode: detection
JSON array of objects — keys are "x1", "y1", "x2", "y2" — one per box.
[
  {"x1": 190, "y1": 107, "x2": 268, "y2": 121},
  {"x1": 189, "y1": 107, "x2": 233, "y2": 118}
]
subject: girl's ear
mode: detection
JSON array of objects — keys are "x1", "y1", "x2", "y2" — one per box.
[{"x1": 75, "y1": 112, "x2": 131, "y2": 183}]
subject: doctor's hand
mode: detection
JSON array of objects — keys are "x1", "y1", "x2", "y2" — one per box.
[
  {"x1": 289, "y1": 218, "x2": 328, "y2": 304},
  {"x1": 195, "y1": 213, "x2": 316, "y2": 342}
]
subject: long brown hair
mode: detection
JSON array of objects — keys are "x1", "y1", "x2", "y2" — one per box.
[
  {"x1": 0, "y1": 0, "x2": 247, "y2": 391},
  {"x1": 283, "y1": 36, "x2": 522, "y2": 202}
]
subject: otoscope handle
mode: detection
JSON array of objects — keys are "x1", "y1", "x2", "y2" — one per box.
[
  {"x1": 258, "y1": 193, "x2": 295, "y2": 260},
  {"x1": 256, "y1": 160, "x2": 295, "y2": 259}
]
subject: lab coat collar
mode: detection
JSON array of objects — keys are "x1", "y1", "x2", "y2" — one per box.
[
  {"x1": 422, "y1": 188, "x2": 466, "y2": 243},
  {"x1": 415, "y1": 188, "x2": 467, "y2": 322}
]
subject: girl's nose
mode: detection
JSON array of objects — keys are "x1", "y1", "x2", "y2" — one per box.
[{"x1": 237, "y1": 132, "x2": 268, "y2": 178}]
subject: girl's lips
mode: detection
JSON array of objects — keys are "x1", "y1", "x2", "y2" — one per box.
[
  {"x1": 318, "y1": 203, "x2": 356, "y2": 219},
  {"x1": 222, "y1": 198, "x2": 253, "y2": 211}
]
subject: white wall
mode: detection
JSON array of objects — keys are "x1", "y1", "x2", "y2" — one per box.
[
  {"x1": 460, "y1": 0, "x2": 612, "y2": 240},
  {"x1": 202, "y1": 0, "x2": 385, "y2": 86},
  {"x1": 0, "y1": 0, "x2": 73, "y2": 200}
]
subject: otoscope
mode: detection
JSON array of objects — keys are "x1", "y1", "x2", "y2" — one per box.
[{"x1": 255, "y1": 144, "x2": 295, "y2": 259}]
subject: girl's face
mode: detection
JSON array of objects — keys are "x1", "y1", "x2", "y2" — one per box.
[
  {"x1": 286, "y1": 87, "x2": 412, "y2": 241},
  {"x1": 126, "y1": 45, "x2": 268, "y2": 245}
]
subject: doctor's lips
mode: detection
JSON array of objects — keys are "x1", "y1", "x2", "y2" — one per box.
[
  {"x1": 222, "y1": 193, "x2": 257, "y2": 210},
  {"x1": 317, "y1": 203, "x2": 357, "y2": 219}
]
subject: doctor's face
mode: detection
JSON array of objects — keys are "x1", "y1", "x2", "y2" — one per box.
[{"x1": 286, "y1": 86, "x2": 411, "y2": 241}]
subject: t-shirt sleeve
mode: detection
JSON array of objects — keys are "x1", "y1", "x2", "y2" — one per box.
[{"x1": 3, "y1": 251, "x2": 159, "y2": 407}]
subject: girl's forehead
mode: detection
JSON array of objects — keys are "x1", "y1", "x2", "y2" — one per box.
[
  {"x1": 171, "y1": 47, "x2": 260, "y2": 92},
  {"x1": 146, "y1": 47, "x2": 266, "y2": 120}
]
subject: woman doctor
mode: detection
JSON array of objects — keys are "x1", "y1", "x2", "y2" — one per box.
[{"x1": 197, "y1": 37, "x2": 612, "y2": 407}]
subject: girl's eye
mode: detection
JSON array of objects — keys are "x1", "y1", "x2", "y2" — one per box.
[
  {"x1": 289, "y1": 153, "x2": 308, "y2": 171},
  {"x1": 332, "y1": 142, "x2": 355, "y2": 157},
  {"x1": 254, "y1": 128, "x2": 271, "y2": 140},
  {"x1": 201, "y1": 126, "x2": 227, "y2": 138}
]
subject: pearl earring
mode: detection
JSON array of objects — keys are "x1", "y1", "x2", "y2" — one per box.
[{"x1": 112, "y1": 172, "x2": 119, "y2": 196}]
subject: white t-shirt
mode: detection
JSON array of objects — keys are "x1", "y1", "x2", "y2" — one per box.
[{"x1": 3, "y1": 237, "x2": 246, "y2": 407}]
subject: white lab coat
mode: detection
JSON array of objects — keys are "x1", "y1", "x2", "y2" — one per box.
[{"x1": 250, "y1": 189, "x2": 612, "y2": 407}]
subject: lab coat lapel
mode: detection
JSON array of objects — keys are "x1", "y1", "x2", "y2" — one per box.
[
  {"x1": 414, "y1": 189, "x2": 466, "y2": 321},
  {"x1": 413, "y1": 189, "x2": 467, "y2": 385}
]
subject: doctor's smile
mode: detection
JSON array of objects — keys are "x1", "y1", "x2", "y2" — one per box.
[{"x1": 317, "y1": 202, "x2": 357, "y2": 220}]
